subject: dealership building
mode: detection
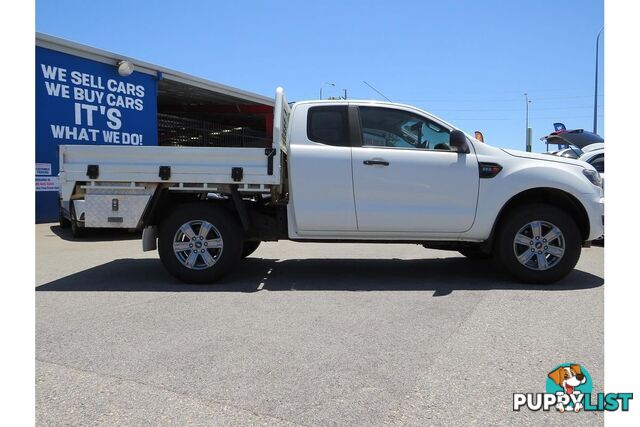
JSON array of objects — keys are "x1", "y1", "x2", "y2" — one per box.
[{"x1": 36, "y1": 33, "x2": 274, "y2": 222}]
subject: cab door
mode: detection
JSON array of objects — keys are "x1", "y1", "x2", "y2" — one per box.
[{"x1": 351, "y1": 106, "x2": 479, "y2": 233}]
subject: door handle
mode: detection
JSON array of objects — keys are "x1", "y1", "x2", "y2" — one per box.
[{"x1": 363, "y1": 159, "x2": 389, "y2": 166}]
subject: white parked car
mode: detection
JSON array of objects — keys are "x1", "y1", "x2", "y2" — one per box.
[
  {"x1": 580, "y1": 143, "x2": 604, "y2": 186},
  {"x1": 549, "y1": 146, "x2": 584, "y2": 159},
  {"x1": 59, "y1": 88, "x2": 604, "y2": 284}
]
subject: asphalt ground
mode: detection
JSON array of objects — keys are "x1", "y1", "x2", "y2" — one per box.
[{"x1": 36, "y1": 223, "x2": 604, "y2": 426}]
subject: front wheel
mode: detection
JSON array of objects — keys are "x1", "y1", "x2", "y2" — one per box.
[
  {"x1": 496, "y1": 204, "x2": 581, "y2": 284},
  {"x1": 158, "y1": 204, "x2": 243, "y2": 284}
]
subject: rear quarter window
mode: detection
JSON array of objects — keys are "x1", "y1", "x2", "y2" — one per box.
[{"x1": 307, "y1": 106, "x2": 349, "y2": 146}]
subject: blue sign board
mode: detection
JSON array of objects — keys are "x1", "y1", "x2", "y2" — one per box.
[{"x1": 35, "y1": 46, "x2": 158, "y2": 222}]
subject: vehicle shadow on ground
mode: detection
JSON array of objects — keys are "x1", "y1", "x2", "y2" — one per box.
[
  {"x1": 49, "y1": 225, "x2": 142, "y2": 242},
  {"x1": 36, "y1": 256, "x2": 603, "y2": 294}
]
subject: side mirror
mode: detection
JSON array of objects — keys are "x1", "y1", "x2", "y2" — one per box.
[{"x1": 450, "y1": 130, "x2": 470, "y2": 153}]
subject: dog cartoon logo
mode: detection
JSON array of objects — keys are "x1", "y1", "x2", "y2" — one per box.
[
  {"x1": 546, "y1": 363, "x2": 591, "y2": 412},
  {"x1": 514, "y1": 363, "x2": 632, "y2": 412}
]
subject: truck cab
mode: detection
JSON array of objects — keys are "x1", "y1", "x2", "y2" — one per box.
[{"x1": 286, "y1": 100, "x2": 480, "y2": 238}]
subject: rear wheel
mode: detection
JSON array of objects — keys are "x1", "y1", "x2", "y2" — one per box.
[
  {"x1": 59, "y1": 207, "x2": 71, "y2": 229},
  {"x1": 496, "y1": 204, "x2": 581, "y2": 284},
  {"x1": 242, "y1": 241, "x2": 261, "y2": 258},
  {"x1": 70, "y1": 204, "x2": 85, "y2": 238},
  {"x1": 158, "y1": 204, "x2": 242, "y2": 284}
]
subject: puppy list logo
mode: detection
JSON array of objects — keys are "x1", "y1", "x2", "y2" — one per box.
[{"x1": 513, "y1": 363, "x2": 633, "y2": 412}]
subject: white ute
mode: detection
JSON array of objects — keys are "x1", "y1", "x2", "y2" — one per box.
[{"x1": 59, "y1": 87, "x2": 604, "y2": 284}]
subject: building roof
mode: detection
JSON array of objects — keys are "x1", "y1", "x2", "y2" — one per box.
[{"x1": 36, "y1": 32, "x2": 274, "y2": 107}]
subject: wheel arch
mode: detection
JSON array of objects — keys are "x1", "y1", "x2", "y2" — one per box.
[
  {"x1": 490, "y1": 187, "x2": 590, "y2": 245},
  {"x1": 141, "y1": 189, "x2": 236, "y2": 229}
]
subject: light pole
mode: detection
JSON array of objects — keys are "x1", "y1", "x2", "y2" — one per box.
[
  {"x1": 593, "y1": 26, "x2": 604, "y2": 134},
  {"x1": 524, "y1": 93, "x2": 532, "y2": 151},
  {"x1": 320, "y1": 82, "x2": 335, "y2": 100}
]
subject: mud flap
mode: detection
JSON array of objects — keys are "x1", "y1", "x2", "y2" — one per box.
[{"x1": 142, "y1": 226, "x2": 158, "y2": 251}]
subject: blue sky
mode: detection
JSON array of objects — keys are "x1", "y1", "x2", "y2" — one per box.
[{"x1": 36, "y1": 0, "x2": 604, "y2": 151}]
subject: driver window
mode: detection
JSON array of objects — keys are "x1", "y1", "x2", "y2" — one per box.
[{"x1": 359, "y1": 107, "x2": 451, "y2": 150}]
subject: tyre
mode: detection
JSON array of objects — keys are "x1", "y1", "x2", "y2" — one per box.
[
  {"x1": 495, "y1": 204, "x2": 581, "y2": 284},
  {"x1": 458, "y1": 247, "x2": 492, "y2": 259},
  {"x1": 70, "y1": 204, "x2": 85, "y2": 238},
  {"x1": 59, "y1": 206, "x2": 71, "y2": 229},
  {"x1": 242, "y1": 241, "x2": 261, "y2": 258},
  {"x1": 158, "y1": 203, "x2": 243, "y2": 284}
]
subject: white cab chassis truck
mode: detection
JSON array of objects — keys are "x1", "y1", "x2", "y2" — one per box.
[{"x1": 59, "y1": 88, "x2": 604, "y2": 284}]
